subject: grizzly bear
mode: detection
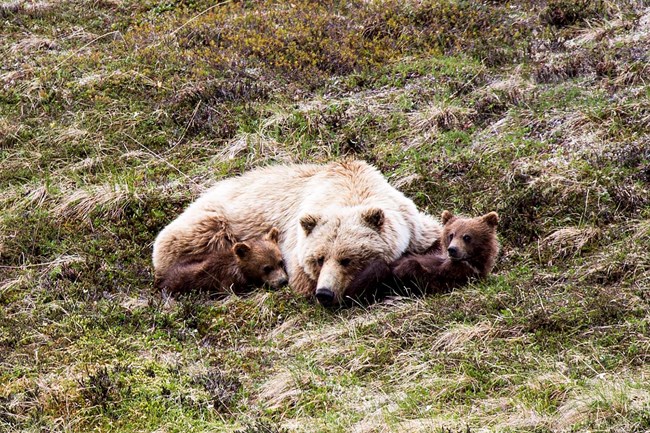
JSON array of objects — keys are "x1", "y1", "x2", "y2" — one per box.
[
  {"x1": 152, "y1": 160, "x2": 442, "y2": 306},
  {"x1": 346, "y1": 210, "x2": 499, "y2": 300},
  {"x1": 155, "y1": 227, "x2": 287, "y2": 294}
]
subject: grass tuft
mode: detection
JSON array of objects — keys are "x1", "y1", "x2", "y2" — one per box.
[{"x1": 192, "y1": 369, "x2": 241, "y2": 412}]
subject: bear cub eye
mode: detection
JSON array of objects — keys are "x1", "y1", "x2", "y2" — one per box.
[
  {"x1": 317, "y1": 256, "x2": 325, "y2": 266},
  {"x1": 463, "y1": 234, "x2": 471, "y2": 243},
  {"x1": 339, "y1": 258, "x2": 351, "y2": 267},
  {"x1": 278, "y1": 260, "x2": 285, "y2": 269},
  {"x1": 263, "y1": 265, "x2": 273, "y2": 274},
  {"x1": 449, "y1": 233, "x2": 454, "y2": 241}
]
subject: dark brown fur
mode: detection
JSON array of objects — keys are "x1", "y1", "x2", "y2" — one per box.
[
  {"x1": 345, "y1": 211, "x2": 499, "y2": 301},
  {"x1": 155, "y1": 227, "x2": 287, "y2": 294}
]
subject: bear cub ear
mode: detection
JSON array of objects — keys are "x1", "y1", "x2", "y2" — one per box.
[
  {"x1": 266, "y1": 227, "x2": 280, "y2": 243},
  {"x1": 362, "y1": 208, "x2": 385, "y2": 231},
  {"x1": 441, "y1": 210, "x2": 456, "y2": 225},
  {"x1": 233, "y1": 242, "x2": 251, "y2": 259},
  {"x1": 482, "y1": 211, "x2": 499, "y2": 228},
  {"x1": 300, "y1": 214, "x2": 320, "y2": 236}
]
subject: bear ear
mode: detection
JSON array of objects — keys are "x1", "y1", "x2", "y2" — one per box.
[
  {"x1": 266, "y1": 227, "x2": 280, "y2": 243},
  {"x1": 300, "y1": 214, "x2": 320, "y2": 236},
  {"x1": 482, "y1": 211, "x2": 499, "y2": 228},
  {"x1": 441, "y1": 210, "x2": 455, "y2": 225},
  {"x1": 233, "y1": 242, "x2": 251, "y2": 259},
  {"x1": 362, "y1": 208, "x2": 384, "y2": 231}
]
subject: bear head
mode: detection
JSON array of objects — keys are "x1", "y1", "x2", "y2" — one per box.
[
  {"x1": 298, "y1": 206, "x2": 392, "y2": 306},
  {"x1": 440, "y1": 210, "x2": 499, "y2": 277},
  {"x1": 232, "y1": 227, "x2": 288, "y2": 289}
]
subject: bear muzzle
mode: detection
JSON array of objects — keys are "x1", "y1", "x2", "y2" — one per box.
[
  {"x1": 447, "y1": 246, "x2": 466, "y2": 260},
  {"x1": 269, "y1": 277, "x2": 289, "y2": 288},
  {"x1": 315, "y1": 287, "x2": 336, "y2": 306},
  {"x1": 314, "y1": 261, "x2": 345, "y2": 305},
  {"x1": 267, "y1": 270, "x2": 289, "y2": 288}
]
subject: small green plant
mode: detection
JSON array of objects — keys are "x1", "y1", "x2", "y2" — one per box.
[
  {"x1": 192, "y1": 370, "x2": 241, "y2": 412},
  {"x1": 78, "y1": 366, "x2": 127, "y2": 410},
  {"x1": 541, "y1": 0, "x2": 603, "y2": 27}
]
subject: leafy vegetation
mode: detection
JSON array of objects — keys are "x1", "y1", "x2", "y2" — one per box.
[{"x1": 1, "y1": 0, "x2": 649, "y2": 431}]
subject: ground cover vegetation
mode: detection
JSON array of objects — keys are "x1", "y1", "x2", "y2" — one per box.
[{"x1": 1, "y1": 0, "x2": 650, "y2": 431}]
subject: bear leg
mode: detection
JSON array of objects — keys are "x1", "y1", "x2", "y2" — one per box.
[{"x1": 345, "y1": 259, "x2": 394, "y2": 302}]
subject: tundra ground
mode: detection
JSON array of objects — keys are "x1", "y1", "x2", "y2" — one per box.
[{"x1": 1, "y1": 1, "x2": 649, "y2": 432}]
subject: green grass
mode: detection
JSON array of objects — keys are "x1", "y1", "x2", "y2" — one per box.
[{"x1": 2, "y1": 0, "x2": 650, "y2": 432}]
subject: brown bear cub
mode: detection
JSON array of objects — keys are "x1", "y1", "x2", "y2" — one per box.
[
  {"x1": 345, "y1": 211, "x2": 499, "y2": 301},
  {"x1": 155, "y1": 227, "x2": 288, "y2": 294}
]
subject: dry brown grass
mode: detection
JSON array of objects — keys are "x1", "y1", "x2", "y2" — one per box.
[
  {"x1": 54, "y1": 183, "x2": 137, "y2": 220},
  {"x1": 553, "y1": 370, "x2": 650, "y2": 431},
  {"x1": 214, "y1": 133, "x2": 295, "y2": 167},
  {"x1": 579, "y1": 220, "x2": 650, "y2": 286},
  {"x1": 430, "y1": 320, "x2": 497, "y2": 353},
  {"x1": 10, "y1": 35, "x2": 59, "y2": 54},
  {"x1": 257, "y1": 370, "x2": 308, "y2": 411},
  {"x1": 409, "y1": 103, "x2": 476, "y2": 135},
  {"x1": 0, "y1": 1, "x2": 56, "y2": 17},
  {"x1": 539, "y1": 226, "x2": 602, "y2": 262}
]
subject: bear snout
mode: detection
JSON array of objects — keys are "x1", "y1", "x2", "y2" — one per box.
[
  {"x1": 447, "y1": 246, "x2": 461, "y2": 259},
  {"x1": 268, "y1": 270, "x2": 289, "y2": 288},
  {"x1": 269, "y1": 276, "x2": 288, "y2": 288},
  {"x1": 315, "y1": 287, "x2": 335, "y2": 306}
]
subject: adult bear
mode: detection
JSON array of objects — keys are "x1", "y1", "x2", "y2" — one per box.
[{"x1": 153, "y1": 160, "x2": 441, "y2": 306}]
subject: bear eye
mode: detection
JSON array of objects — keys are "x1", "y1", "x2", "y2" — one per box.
[
  {"x1": 263, "y1": 265, "x2": 273, "y2": 274},
  {"x1": 339, "y1": 258, "x2": 351, "y2": 267},
  {"x1": 317, "y1": 256, "x2": 325, "y2": 266},
  {"x1": 463, "y1": 234, "x2": 471, "y2": 243},
  {"x1": 278, "y1": 260, "x2": 285, "y2": 269},
  {"x1": 449, "y1": 233, "x2": 454, "y2": 241}
]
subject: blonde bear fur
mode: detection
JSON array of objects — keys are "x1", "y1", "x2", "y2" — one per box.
[{"x1": 152, "y1": 160, "x2": 442, "y2": 305}]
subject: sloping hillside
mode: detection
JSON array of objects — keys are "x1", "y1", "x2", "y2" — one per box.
[{"x1": 1, "y1": 1, "x2": 649, "y2": 431}]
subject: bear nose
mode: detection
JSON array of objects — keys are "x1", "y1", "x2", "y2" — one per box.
[
  {"x1": 277, "y1": 277, "x2": 288, "y2": 287},
  {"x1": 315, "y1": 288, "x2": 335, "y2": 306},
  {"x1": 447, "y1": 246, "x2": 459, "y2": 258}
]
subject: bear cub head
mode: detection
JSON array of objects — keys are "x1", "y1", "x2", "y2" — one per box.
[
  {"x1": 233, "y1": 227, "x2": 288, "y2": 289},
  {"x1": 441, "y1": 210, "x2": 499, "y2": 277}
]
